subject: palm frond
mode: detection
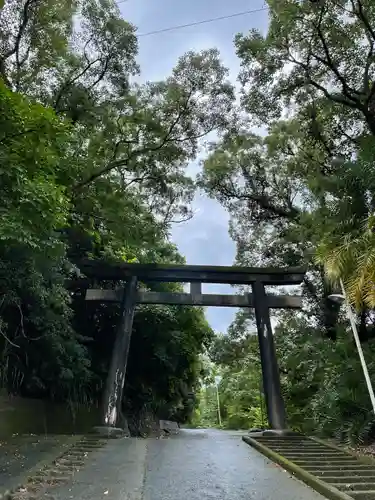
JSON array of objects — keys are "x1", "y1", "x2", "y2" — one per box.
[{"x1": 317, "y1": 216, "x2": 375, "y2": 310}]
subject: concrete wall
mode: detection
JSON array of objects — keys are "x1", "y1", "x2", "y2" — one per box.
[{"x1": 0, "y1": 391, "x2": 101, "y2": 437}]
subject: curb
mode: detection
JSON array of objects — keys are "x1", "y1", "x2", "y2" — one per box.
[
  {"x1": 242, "y1": 436, "x2": 354, "y2": 500},
  {"x1": 1, "y1": 434, "x2": 83, "y2": 496}
]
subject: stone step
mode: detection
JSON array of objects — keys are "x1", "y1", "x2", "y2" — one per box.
[
  {"x1": 29, "y1": 474, "x2": 70, "y2": 485},
  {"x1": 324, "y1": 476, "x2": 375, "y2": 484},
  {"x1": 63, "y1": 451, "x2": 90, "y2": 457},
  {"x1": 62, "y1": 450, "x2": 88, "y2": 456},
  {"x1": 49, "y1": 463, "x2": 72, "y2": 472},
  {"x1": 281, "y1": 452, "x2": 353, "y2": 458},
  {"x1": 255, "y1": 438, "x2": 310, "y2": 443},
  {"x1": 74, "y1": 443, "x2": 102, "y2": 449},
  {"x1": 303, "y1": 464, "x2": 375, "y2": 474},
  {"x1": 271, "y1": 448, "x2": 329, "y2": 454},
  {"x1": 57, "y1": 458, "x2": 85, "y2": 467},
  {"x1": 264, "y1": 444, "x2": 327, "y2": 451},
  {"x1": 74, "y1": 445, "x2": 103, "y2": 451},
  {"x1": 61, "y1": 453, "x2": 87, "y2": 462},
  {"x1": 3, "y1": 437, "x2": 106, "y2": 500},
  {"x1": 47, "y1": 468, "x2": 74, "y2": 477},
  {"x1": 27, "y1": 495, "x2": 55, "y2": 500},
  {"x1": 288, "y1": 458, "x2": 358, "y2": 465},
  {"x1": 255, "y1": 438, "x2": 308, "y2": 442},
  {"x1": 249, "y1": 435, "x2": 375, "y2": 499},
  {"x1": 77, "y1": 438, "x2": 103, "y2": 443},
  {"x1": 293, "y1": 460, "x2": 362, "y2": 466},
  {"x1": 18, "y1": 484, "x2": 40, "y2": 493},
  {"x1": 258, "y1": 442, "x2": 338, "y2": 451},
  {"x1": 337, "y1": 483, "x2": 375, "y2": 492},
  {"x1": 257, "y1": 434, "x2": 306, "y2": 438},
  {"x1": 350, "y1": 491, "x2": 375, "y2": 499},
  {"x1": 283, "y1": 456, "x2": 353, "y2": 462},
  {"x1": 271, "y1": 446, "x2": 337, "y2": 451},
  {"x1": 293, "y1": 456, "x2": 360, "y2": 462},
  {"x1": 313, "y1": 469, "x2": 375, "y2": 477},
  {"x1": 39, "y1": 472, "x2": 73, "y2": 482}
]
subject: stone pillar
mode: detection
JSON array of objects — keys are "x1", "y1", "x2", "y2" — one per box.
[
  {"x1": 252, "y1": 280, "x2": 286, "y2": 430},
  {"x1": 101, "y1": 276, "x2": 138, "y2": 428}
]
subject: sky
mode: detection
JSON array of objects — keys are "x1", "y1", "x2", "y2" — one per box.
[{"x1": 119, "y1": 0, "x2": 270, "y2": 333}]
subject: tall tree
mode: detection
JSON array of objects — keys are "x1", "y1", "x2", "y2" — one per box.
[
  {"x1": 0, "y1": 1, "x2": 232, "y2": 429},
  {"x1": 235, "y1": 0, "x2": 375, "y2": 134}
]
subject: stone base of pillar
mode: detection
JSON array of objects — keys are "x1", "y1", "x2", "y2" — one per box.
[
  {"x1": 91, "y1": 426, "x2": 130, "y2": 438},
  {"x1": 262, "y1": 429, "x2": 299, "y2": 436},
  {"x1": 247, "y1": 428, "x2": 299, "y2": 437}
]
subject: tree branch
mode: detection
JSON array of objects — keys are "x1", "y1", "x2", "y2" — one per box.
[
  {"x1": 312, "y1": 6, "x2": 360, "y2": 100},
  {"x1": 87, "y1": 56, "x2": 112, "y2": 91},
  {"x1": 53, "y1": 58, "x2": 102, "y2": 110},
  {"x1": 72, "y1": 88, "x2": 196, "y2": 191},
  {"x1": 212, "y1": 176, "x2": 300, "y2": 220},
  {"x1": 0, "y1": 324, "x2": 20, "y2": 348},
  {"x1": 0, "y1": 127, "x2": 40, "y2": 145},
  {"x1": 285, "y1": 49, "x2": 363, "y2": 110},
  {"x1": 239, "y1": 162, "x2": 300, "y2": 219},
  {"x1": 353, "y1": 0, "x2": 375, "y2": 43},
  {"x1": 0, "y1": 0, "x2": 34, "y2": 87},
  {"x1": 363, "y1": 36, "x2": 374, "y2": 95}
]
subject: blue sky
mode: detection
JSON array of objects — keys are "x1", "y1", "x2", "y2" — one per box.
[{"x1": 119, "y1": 0, "x2": 269, "y2": 332}]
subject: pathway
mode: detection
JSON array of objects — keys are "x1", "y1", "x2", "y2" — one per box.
[{"x1": 46, "y1": 428, "x2": 326, "y2": 500}]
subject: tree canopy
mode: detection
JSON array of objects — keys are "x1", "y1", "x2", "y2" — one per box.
[
  {"x1": 0, "y1": 0, "x2": 231, "y2": 430},
  {"x1": 193, "y1": 0, "x2": 375, "y2": 444},
  {"x1": 2, "y1": 0, "x2": 375, "y2": 443}
]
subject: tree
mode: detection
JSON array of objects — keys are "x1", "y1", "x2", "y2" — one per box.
[
  {"x1": 192, "y1": 324, "x2": 267, "y2": 430},
  {"x1": 0, "y1": 2, "x2": 235, "y2": 230},
  {"x1": 194, "y1": 0, "x2": 375, "y2": 443},
  {"x1": 274, "y1": 313, "x2": 375, "y2": 444},
  {"x1": 315, "y1": 138, "x2": 375, "y2": 310},
  {"x1": 0, "y1": 1, "x2": 229, "y2": 431},
  {"x1": 235, "y1": 0, "x2": 375, "y2": 135},
  {"x1": 198, "y1": 120, "x2": 350, "y2": 339},
  {"x1": 0, "y1": 80, "x2": 91, "y2": 400}
]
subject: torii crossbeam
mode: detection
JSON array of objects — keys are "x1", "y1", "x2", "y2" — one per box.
[{"x1": 78, "y1": 260, "x2": 305, "y2": 432}]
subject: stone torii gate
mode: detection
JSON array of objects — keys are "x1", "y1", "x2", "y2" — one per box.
[{"x1": 80, "y1": 260, "x2": 305, "y2": 433}]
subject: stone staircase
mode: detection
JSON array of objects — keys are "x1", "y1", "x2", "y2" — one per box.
[
  {"x1": 245, "y1": 435, "x2": 375, "y2": 500},
  {"x1": 4, "y1": 435, "x2": 108, "y2": 500}
]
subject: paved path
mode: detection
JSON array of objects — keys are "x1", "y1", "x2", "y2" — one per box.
[{"x1": 50, "y1": 429, "x2": 325, "y2": 500}]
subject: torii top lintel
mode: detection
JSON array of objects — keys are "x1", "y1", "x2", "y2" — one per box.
[{"x1": 78, "y1": 259, "x2": 306, "y2": 286}]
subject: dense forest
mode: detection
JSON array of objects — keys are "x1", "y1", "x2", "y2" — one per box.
[
  {"x1": 193, "y1": 0, "x2": 375, "y2": 446},
  {"x1": 0, "y1": 0, "x2": 224, "y2": 433},
  {"x1": 2, "y1": 0, "x2": 375, "y2": 443}
]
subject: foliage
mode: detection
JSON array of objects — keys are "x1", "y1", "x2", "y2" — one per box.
[
  {"x1": 315, "y1": 139, "x2": 375, "y2": 309},
  {"x1": 0, "y1": 0, "x2": 233, "y2": 427},
  {"x1": 196, "y1": 0, "x2": 375, "y2": 443},
  {"x1": 3, "y1": 0, "x2": 375, "y2": 445},
  {"x1": 193, "y1": 331, "x2": 267, "y2": 431},
  {"x1": 0, "y1": 79, "x2": 90, "y2": 401},
  {"x1": 275, "y1": 314, "x2": 375, "y2": 446},
  {"x1": 197, "y1": 313, "x2": 375, "y2": 445}
]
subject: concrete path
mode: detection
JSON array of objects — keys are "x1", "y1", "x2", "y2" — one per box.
[{"x1": 50, "y1": 429, "x2": 326, "y2": 500}]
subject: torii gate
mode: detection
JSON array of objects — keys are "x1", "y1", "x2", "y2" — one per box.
[{"x1": 79, "y1": 260, "x2": 305, "y2": 432}]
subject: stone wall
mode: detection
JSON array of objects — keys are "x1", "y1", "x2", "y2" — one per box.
[{"x1": 0, "y1": 391, "x2": 100, "y2": 437}]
